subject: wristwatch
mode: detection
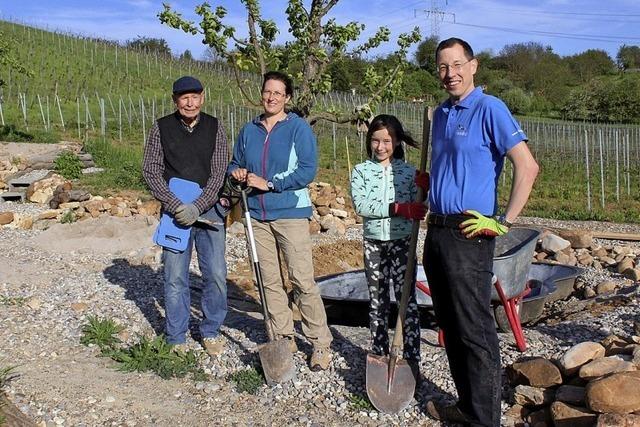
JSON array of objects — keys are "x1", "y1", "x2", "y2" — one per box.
[
  {"x1": 497, "y1": 214, "x2": 513, "y2": 228},
  {"x1": 266, "y1": 180, "x2": 275, "y2": 192}
]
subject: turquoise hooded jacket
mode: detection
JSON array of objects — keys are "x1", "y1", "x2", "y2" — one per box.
[{"x1": 350, "y1": 158, "x2": 418, "y2": 241}]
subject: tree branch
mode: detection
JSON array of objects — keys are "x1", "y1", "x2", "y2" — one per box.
[
  {"x1": 307, "y1": 110, "x2": 355, "y2": 126},
  {"x1": 232, "y1": 65, "x2": 262, "y2": 108},
  {"x1": 246, "y1": 8, "x2": 267, "y2": 75}
]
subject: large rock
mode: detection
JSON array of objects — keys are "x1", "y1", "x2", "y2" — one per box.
[
  {"x1": 555, "y1": 385, "x2": 586, "y2": 405},
  {"x1": 550, "y1": 401, "x2": 597, "y2": 427},
  {"x1": 541, "y1": 234, "x2": 571, "y2": 253},
  {"x1": 586, "y1": 371, "x2": 640, "y2": 413},
  {"x1": 623, "y1": 268, "x2": 640, "y2": 282},
  {"x1": 558, "y1": 229, "x2": 593, "y2": 249},
  {"x1": 27, "y1": 174, "x2": 67, "y2": 204},
  {"x1": 508, "y1": 358, "x2": 563, "y2": 387},
  {"x1": 597, "y1": 413, "x2": 640, "y2": 426},
  {"x1": 596, "y1": 281, "x2": 617, "y2": 295},
  {"x1": 0, "y1": 211, "x2": 14, "y2": 225},
  {"x1": 512, "y1": 385, "x2": 554, "y2": 406},
  {"x1": 12, "y1": 213, "x2": 33, "y2": 230},
  {"x1": 617, "y1": 257, "x2": 635, "y2": 274},
  {"x1": 559, "y1": 342, "x2": 606, "y2": 376},
  {"x1": 578, "y1": 356, "x2": 637, "y2": 380},
  {"x1": 137, "y1": 200, "x2": 161, "y2": 217}
]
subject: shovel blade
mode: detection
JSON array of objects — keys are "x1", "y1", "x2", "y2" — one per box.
[
  {"x1": 366, "y1": 353, "x2": 416, "y2": 414},
  {"x1": 258, "y1": 340, "x2": 296, "y2": 386}
]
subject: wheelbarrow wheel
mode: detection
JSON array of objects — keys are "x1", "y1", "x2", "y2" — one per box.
[{"x1": 493, "y1": 298, "x2": 522, "y2": 333}]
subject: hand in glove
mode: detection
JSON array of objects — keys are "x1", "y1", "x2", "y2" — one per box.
[
  {"x1": 459, "y1": 210, "x2": 508, "y2": 238},
  {"x1": 414, "y1": 171, "x2": 430, "y2": 193},
  {"x1": 393, "y1": 202, "x2": 427, "y2": 221},
  {"x1": 175, "y1": 203, "x2": 199, "y2": 226}
]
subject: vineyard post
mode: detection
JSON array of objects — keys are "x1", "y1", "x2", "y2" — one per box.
[
  {"x1": 615, "y1": 129, "x2": 620, "y2": 202},
  {"x1": 0, "y1": 98, "x2": 4, "y2": 126},
  {"x1": 598, "y1": 129, "x2": 605, "y2": 209},
  {"x1": 76, "y1": 97, "x2": 81, "y2": 139},
  {"x1": 55, "y1": 95, "x2": 65, "y2": 130},
  {"x1": 584, "y1": 130, "x2": 591, "y2": 212},
  {"x1": 332, "y1": 122, "x2": 337, "y2": 176}
]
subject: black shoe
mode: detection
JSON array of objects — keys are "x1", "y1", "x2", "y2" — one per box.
[{"x1": 426, "y1": 401, "x2": 472, "y2": 423}]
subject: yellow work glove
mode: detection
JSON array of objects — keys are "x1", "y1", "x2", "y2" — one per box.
[{"x1": 459, "y1": 210, "x2": 509, "y2": 238}]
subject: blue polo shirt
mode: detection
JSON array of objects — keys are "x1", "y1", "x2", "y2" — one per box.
[{"x1": 429, "y1": 87, "x2": 527, "y2": 215}]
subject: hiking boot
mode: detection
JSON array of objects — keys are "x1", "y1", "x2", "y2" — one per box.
[
  {"x1": 170, "y1": 343, "x2": 189, "y2": 354},
  {"x1": 202, "y1": 335, "x2": 226, "y2": 356},
  {"x1": 309, "y1": 347, "x2": 332, "y2": 371},
  {"x1": 426, "y1": 401, "x2": 472, "y2": 423}
]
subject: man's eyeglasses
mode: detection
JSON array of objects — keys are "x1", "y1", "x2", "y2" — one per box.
[
  {"x1": 262, "y1": 90, "x2": 287, "y2": 99},
  {"x1": 437, "y1": 59, "x2": 472, "y2": 75}
]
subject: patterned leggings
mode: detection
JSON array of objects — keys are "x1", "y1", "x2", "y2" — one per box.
[{"x1": 364, "y1": 237, "x2": 421, "y2": 361}]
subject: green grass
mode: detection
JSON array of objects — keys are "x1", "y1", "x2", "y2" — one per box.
[
  {"x1": 106, "y1": 335, "x2": 206, "y2": 380},
  {"x1": 54, "y1": 150, "x2": 83, "y2": 179},
  {"x1": 0, "y1": 364, "x2": 18, "y2": 425},
  {"x1": 80, "y1": 316, "x2": 207, "y2": 381},
  {"x1": 59, "y1": 210, "x2": 76, "y2": 224},
  {"x1": 347, "y1": 393, "x2": 374, "y2": 411},
  {"x1": 0, "y1": 295, "x2": 26, "y2": 306},
  {"x1": 80, "y1": 315, "x2": 123, "y2": 350},
  {"x1": 0, "y1": 124, "x2": 59, "y2": 144},
  {"x1": 228, "y1": 367, "x2": 265, "y2": 395}
]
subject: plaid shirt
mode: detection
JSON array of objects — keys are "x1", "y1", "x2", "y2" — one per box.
[{"x1": 142, "y1": 113, "x2": 228, "y2": 214}]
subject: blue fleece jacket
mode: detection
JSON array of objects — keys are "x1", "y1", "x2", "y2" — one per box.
[{"x1": 228, "y1": 112, "x2": 316, "y2": 221}]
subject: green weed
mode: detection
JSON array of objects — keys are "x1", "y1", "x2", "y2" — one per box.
[
  {"x1": 0, "y1": 295, "x2": 25, "y2": 306},
  {"x1": 54, "y1": 150, "x2": 83, "y2": 179},
  {"x1": 0, "y1": 125, "x2": 59, "y2": 144},
  {"x1": 80, "y1": 315, "x2": 123, "y2": 350},
  {"x1": 347, "y1": 393, "x2": 374, "y2": 411},
  {"x1": 0, "y1": 365, "x2": 17, "y2": 389},
  {"x1": 106, "y1": 335, "x2": 206, "y2": 380},
  {"x1": 228, "y1": 367, "x2": 264, "y2": 394},
  {"x1": 59, "y1": 210, "x2": 76, "y2": 224}
]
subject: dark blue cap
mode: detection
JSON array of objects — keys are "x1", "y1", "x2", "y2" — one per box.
[{"x1": 172, "y1": 76, "x2": 203, "y2": 95}]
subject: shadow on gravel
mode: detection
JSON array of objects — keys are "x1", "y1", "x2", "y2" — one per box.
[
  {"x1": 103, "y1": 259, "x2": 258, "y2": 347},
  {"x1": 329, "y1": 326, "x2": 454, "y2": 417}
]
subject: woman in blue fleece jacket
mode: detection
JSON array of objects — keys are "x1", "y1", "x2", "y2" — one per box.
[
  {"x1": 228, "y1": 71, "x2": 333, "y2": 371},
  {"x1": 350, "y1": 114, "x2": 429, "y2": 371}
]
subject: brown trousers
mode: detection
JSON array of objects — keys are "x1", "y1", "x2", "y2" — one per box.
[{"x1": 251, "y1": 218, "x2": 332, "y2": 349}]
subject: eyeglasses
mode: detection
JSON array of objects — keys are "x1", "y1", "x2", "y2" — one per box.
[
  {"x1": 262, "y1": 90, "x2": 287, "y2": 99},
  {"x1": 437, "y1": 59, "x2": 472, "y2": 75}
]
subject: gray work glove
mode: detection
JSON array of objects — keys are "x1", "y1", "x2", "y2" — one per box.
[{"x1": 175, "y1": 203, "x2": 199, "y2": 226}]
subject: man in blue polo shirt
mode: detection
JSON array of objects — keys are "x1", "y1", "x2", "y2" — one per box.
[{"x1": 424, "y1": 38, "x2": 539, "y2": 426}]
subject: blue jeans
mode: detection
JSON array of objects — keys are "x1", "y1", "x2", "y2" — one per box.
[
  {"x1": 423, "y1": 225, "x2": 500, "y2": 427},
  {"x1": 162, "y1": 204, "x2": 227, "y2": 344}
]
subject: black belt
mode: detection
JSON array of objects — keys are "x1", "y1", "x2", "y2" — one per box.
[{"x1": 427, "y1": 213, "x2": 468, "y2": 228}]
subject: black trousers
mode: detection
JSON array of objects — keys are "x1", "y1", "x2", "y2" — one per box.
[{"x1": 423, "y1": 225, "x2": 501, "y2": 427}]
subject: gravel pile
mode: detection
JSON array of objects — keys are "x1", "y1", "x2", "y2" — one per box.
[{"x1": 0, "y1": 205, "x2": 639, "y2": 426}]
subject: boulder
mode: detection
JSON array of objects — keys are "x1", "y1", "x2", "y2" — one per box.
[
  {"x1": 508, "y1": 358, "x2": 563, "y2": 387},
  {"x1": 137, "y1": 200, "x2": 161, "y2": 217},
  {"x1": 0, "y1": 211, "x2": 14, "y2": 225},
  {"x1": 512, "y1": 385, "x2": 555, "y2": 406},
  {"x1": 541, "y1": 234, "x2": 571, "y2": 253},
  {"x1": 586, "y1": 371, "x2": 640, "y2": 413},
  {"x1": 555, "y1": 385, "x2": 586, "y2": 406},
  {"x1": 558, "y1": 229, "x2": 593, "y2": 249},
  {"x1": 559, "y1": 342, "x2": 606, "y2": 376},
  {"x1": 12, "y1": 214, "x2": 33, "y2": 230},
  {"x1": 592, "y1": 247, "x2": 608, "y2": 258},
  {"x1": 623, "y1": 268, "x2": 640, "y2": 282},
  {"x1": 329, "y1": 208, "x2": 348, "y2": 218},
  {"x1": 578, "y1": 356, "x2": 637, "y2": 380},
  {"x1": 596, "y1": 281, "x2": 617, "y2": 295},
  {"x1": 596, "y1": 413, "x2": 640, "y2": 427},
  {"x1": 550, "y1": 401, "x2": 597, "y2": 427},
  {"x1": 617, "y1": 257, "x2": 635, "y2": 274},
  {"x1": 577, "y1": 253, "x2": 594, "y2": 266}
]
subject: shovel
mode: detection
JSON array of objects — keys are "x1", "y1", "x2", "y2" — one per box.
[
  {"x1": 366, "y1": 106, "x2": 431, "y2": 414},
  {"x1": 239, "y1": 188, "x2": 296, "y2": 385}
]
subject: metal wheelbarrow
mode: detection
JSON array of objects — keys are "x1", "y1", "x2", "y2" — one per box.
[{"x1": 417, "y1": 227, "x2": 540, "y2": 352}]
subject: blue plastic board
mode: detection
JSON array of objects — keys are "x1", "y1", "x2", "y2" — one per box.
[{"x1": 153, "y1": 177, "x2": 202, "y2": 251}]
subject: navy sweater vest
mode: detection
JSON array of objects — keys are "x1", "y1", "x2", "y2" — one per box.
[{"x1": 157, "y1": 112, "x2": 218, "y2": 188}]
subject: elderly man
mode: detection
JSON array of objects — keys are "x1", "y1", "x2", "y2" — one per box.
[
  {"x1": 143, "y1": 76, "x2": 229, "y2": 356},
  {"x1": 424, "y1": 38, "x2": 539, "y2": 426}
]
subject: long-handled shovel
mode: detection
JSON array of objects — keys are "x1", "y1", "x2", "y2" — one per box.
[
  {"x1": 240, "y1": 188, "x2": 296, "y2": 385},
  {"x1": 366, "y1": 107, "x2": 431, "y2": 414}
]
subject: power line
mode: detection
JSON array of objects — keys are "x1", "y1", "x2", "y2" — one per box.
[{"x1": 452, "y1": 21, "x2": 640, "y2": 44}]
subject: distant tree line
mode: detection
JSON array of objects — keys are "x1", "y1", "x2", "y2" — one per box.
[{"x1": 123, "y1": 32, "x2": 640, "y2": 123}]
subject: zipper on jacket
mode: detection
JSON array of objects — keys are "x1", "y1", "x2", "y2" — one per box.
[
  {"x1": 382, "y1": 165, "x2": 389, "y2": 238},
  {"x1": 258, "y1": 119, "x2": 285, "y2": 221}
]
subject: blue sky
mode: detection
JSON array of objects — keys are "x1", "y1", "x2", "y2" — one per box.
[{"x1": 1, "y1": 0, "x2": 638, "y2": 61}]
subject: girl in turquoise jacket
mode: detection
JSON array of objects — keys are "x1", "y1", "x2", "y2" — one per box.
[{"x1": 350, "y1": 114, "x2": 428, "y2": 366}]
